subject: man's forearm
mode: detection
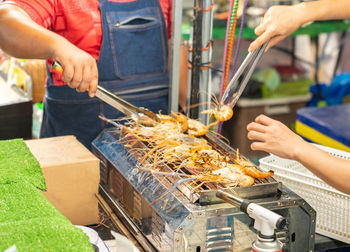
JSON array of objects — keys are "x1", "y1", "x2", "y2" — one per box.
[
  {"x1": 298, "y1": 0, "x2": 350, "y2": 25},
  {"x1": 295, "y1": 143, "x2": 350, "y2": 194},
  {"x1": 0, "y1": 4, "x2": 63, "y2": 59},
  {"x1": 179, "y1": 43, "x2": 188, "y2": 110}
]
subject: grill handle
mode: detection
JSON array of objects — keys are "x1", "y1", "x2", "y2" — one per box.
[
  {"x1": 216, "y1": 190, "x2": 286, "y2": 237},
  {"x1": 216, "y1": 190, "x2": 243, "y2": 207}
]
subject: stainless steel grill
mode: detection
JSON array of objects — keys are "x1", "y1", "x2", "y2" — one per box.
[
  {"x1": 93, "y1": 128, "x2": 316, "y2": 252},
  {"x1": 119, "y1": 126, "x2": 279, "y2": 205}
]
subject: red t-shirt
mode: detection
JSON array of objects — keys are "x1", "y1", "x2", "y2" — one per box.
[{"x1": 3, "y1": 0, "x2": 172, "y2": 85}]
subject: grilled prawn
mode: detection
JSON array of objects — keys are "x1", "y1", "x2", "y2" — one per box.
[{"x1": 201, "y1": 104, "x2": 234, "y2": 122}]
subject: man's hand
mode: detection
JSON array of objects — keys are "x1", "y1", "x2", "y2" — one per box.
[
  {"x1": 0, "y1": 4, "x2": 98, "y2": 97},
  {"x1": 52, "y1": 42, "x2": 98, "y2": 97},
  {"x1": 248, "y1": 4, "x2": 306, "y2": 52},
  {"x1": 247, "y1": 114, "x2": 305, "y2": 159}
]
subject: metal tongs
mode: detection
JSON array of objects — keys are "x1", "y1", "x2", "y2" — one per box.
[
  {"x1": 51, "y1": 61, "x2": 160, "y2": 125},
  {"x1": 219, "y1": 40, "x2": 270, "y2": 108},
  {"x1": 95, "y1": 86, "x2": 160, "y2": 124}
]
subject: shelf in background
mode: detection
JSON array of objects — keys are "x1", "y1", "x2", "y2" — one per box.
[{"x1": 182, "y1": 20, "x2": 350, "y2": 40}]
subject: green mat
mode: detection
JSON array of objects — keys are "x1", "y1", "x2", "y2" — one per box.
[
  {"x1": 0, "y1": 182, "x2": 65, "y2": 223},
  {"x1": 0, "y1": 139, "x2": 93, "y2": 251},
  {"x1": 0, "y1": 139, "x2": 46, "y2": 190},
  {"x1": 0, "y1": 217, "x2": 93, "y2": 251}
]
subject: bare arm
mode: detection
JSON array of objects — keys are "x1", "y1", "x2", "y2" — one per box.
[
  {"x1": 247, "y1": 114, "x2": 350, "y2": 195},
  {"x1": 179, "y1": 43, "x2": 188, "y2": 111},
  {"x1": 295, "y1": 142, "x2": 350, "y2": 195},
  {"x1": 249, "y1": 0, "x2": 350, "y2": 52},
  {"x1": 0, "y1": 4, "x2": 57, "y2": 59},
  {"x1": 168, "y1": 40, "x2": 188, "y2": 111},
  {"x1": 0, "y1": 4, "x2": 98, "y2": 96}
]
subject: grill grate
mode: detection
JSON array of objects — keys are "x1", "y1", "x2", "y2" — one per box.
[{"x1": 119, "y1": 128, "x2": 279, "y2": 204}]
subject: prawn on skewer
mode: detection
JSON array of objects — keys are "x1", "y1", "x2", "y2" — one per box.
[
  {"x1": 240, "y1": 166, "x2": 274, "y2": 179},
  {"x1": 236, "y1": 159, "x2": 274, "y2": 179},
  {"x1": 233, "y1": 150, "x2": 274, "y2": 179},
  {"x1": 187, "y1": 119, "x2": 208, "y2": 136},
  {"x1": 158, "y1": 112, "x2": 209, "y2": 137},
  {"x1": 183, "y1": 91, "x2": 233, "y2": 124},
  {"x1": 171, "y1": 112, "x2": 189, "y2": 133},
  {"x1": 140, "y1": 167, "x2": 255, "y2": 209},
  {"x1": 200, "y1": 92, "x2": 234, "y2": 123},
  {"x1": 214, "y1": 104, "x2": 234, "y2": 122},
  {"x1": 201, "y1": 104, "x2": 233, "y2": 123}
]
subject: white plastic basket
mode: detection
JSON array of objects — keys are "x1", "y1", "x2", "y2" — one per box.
[{"x1": 259, "y1": 144, "x2": 350, "y2": 244}]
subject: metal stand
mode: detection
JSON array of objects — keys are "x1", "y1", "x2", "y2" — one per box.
[
  {"x1": 199, "y1": 0, "x2": 214, "y2": 124},
  {"x1": 189, "y1": 0, "x2": 203, "y2": 119},
  {"x1": 169, "y1": 0, "x2": 183, "y2": 112},
  {"x1": 188, "y1": 0, "x2": 214, "y2": 123},
  {"x1": 169, "y1": 0, "x2": 213, "y2": 122}
]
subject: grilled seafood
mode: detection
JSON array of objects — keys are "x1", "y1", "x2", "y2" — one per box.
[
  {"x1": 113, "y1": 109, "x2": 274, "y2": 198},
  {"x1": 187, "y1": 119, "x2": 208, "y2": 136},
  {"x1": 141, "y1": 166, "x2": 254, "y2": 209},
  {"x1": 171, "y1": 112, "x2": 189, "y2": 133},
  {"x1": 213, "y1": 165, "x2": 254, "y2": 187},
  {"x1": 241, "y1": 166, "x2": 274, "y2": 179},
  {"x1": 215, "y1": 105, "x2": 234, "y2": 121},
  {"x1": 199, "y1": 92, "x2": 234, "y2": 123},
  {"x1": 201, "y1": 104, "x2": 234, "y2": 122},
  {"x1": 236, "y1": 158, "x2": 274, "y2": 179},
  {"x1": 232, "y1": 150, "x2": 275, "y2": 179},
  {"x1": 158, "y1": 114, "x2": 176, "y2": 123}
]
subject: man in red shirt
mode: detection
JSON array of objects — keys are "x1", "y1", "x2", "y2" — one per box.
[{"x1": 0, "y1": 0, "x2": 187, "y2": 148}]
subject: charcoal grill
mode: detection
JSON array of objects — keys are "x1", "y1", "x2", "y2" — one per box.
[{"x1": 93, "y1": 128, "x2": 316, "y2": 251}]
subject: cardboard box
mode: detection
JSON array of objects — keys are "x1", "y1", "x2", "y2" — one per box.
[{"x1": 25, "y1": 136, "x2": 100, "y2": 225}]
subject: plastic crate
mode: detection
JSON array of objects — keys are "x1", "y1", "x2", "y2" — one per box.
[{"x1": 259, "y1": 145, "x2": 350, "y2": 243}]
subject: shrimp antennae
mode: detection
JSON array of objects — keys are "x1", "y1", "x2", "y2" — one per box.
[{"x1": 211, "y1": 93, "x2": 220, "y2": 107}]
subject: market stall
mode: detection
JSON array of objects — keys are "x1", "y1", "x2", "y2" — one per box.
[{"x1": 0, "y1": 0, "x2": 350, "y2": 251}]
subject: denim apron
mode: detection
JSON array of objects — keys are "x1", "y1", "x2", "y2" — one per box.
[{"x1": 41, "y1": 0, "x2": 169, "y2": 149}]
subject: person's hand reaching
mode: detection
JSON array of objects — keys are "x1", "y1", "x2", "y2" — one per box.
[{"x1": 247, "y1": 114, "x2": 305, "y2": 159}]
